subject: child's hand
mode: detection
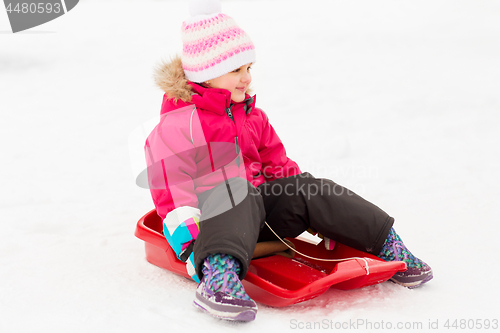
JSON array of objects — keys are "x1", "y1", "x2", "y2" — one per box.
[{"x1": 163, "y1": 216, "x2": 200, "y2": 261}]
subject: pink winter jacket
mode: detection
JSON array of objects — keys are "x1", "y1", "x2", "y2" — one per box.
[{"x1": 146, "y1": 58, "x2": 301, "y2": 220}]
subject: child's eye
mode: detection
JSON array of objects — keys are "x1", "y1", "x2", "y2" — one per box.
[{"x1": 232, "y1": 66, "x2": 252, "y2": 73}]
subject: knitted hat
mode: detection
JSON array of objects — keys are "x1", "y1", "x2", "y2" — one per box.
[{"x1": 181, "y1": 0, "x2": 256, "y2": 83}]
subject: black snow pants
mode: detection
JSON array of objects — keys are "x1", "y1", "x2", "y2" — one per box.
[{"x1": 192, "y1": 172, "x2": 394, "y2": 280}]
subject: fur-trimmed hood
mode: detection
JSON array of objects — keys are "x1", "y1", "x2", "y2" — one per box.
[
  {"x1": 154, "y1": 56, "x2": 193, "y2": 104},
  {"x1": 153, "y1": 55, "x2": 253, "y2": 105}
]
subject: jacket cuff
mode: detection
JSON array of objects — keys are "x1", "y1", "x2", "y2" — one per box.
[{"x1": 163, "y1": 206, "x2": 201, "y2": 235}]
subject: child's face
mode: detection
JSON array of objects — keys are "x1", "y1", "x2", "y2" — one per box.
[{"x1": 206, "y1": 63, "x2": 252, "y2": 103}]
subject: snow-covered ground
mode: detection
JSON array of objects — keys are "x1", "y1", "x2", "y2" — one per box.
[{"x1": 1, "y1": 0, "x2": 500, "y2": 332}]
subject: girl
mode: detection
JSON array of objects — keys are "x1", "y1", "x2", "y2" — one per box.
[{"x1": 145, "y1": 0, "x2": 432, "y2": 322}]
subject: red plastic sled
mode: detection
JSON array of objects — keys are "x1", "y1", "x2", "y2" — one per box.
[{"x1": 135, "y1": 209, "x2": 406, "y2": 307}]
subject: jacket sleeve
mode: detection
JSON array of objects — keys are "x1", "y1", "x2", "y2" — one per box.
[
  {"x1": 258, "y1": 110, "x2": 301, "y2": 181},
  {"x1": 145, "y1": 107, "x2": 199, "y2": 220}
]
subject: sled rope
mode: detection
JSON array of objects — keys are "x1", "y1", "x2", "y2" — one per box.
[{"x1": 264, "y1": 222, "x2": 370, "y2": 275}]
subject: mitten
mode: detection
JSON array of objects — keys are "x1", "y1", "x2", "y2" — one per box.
[
  {"x1": 164, "y1": 215, "x2": 200, "y2": 258},
  {"x1": 186, "y1": 251, "x2": 201, "y2": 283},
  {"x1": 163, "y1": 206, "x2": 202, "y2": 281},
  {"x1": 323, "y1": 237, "x2": 336, "y2": 251}
]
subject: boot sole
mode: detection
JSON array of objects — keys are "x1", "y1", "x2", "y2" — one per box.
[
  {"x1": 390, "y1": 269, "x2": 433, "y2": 288},
  {"x1": 193, "y1": 298, "x2": 257, "y2": 322}
]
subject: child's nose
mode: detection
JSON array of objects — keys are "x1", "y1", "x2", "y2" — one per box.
[{"x1": 241, "y1": 71, "x2": 251, "y2": 83}]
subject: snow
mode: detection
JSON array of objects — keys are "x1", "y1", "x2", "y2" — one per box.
[{"x1": 1, "y1": 0, "x2": 500, "y2": 332}]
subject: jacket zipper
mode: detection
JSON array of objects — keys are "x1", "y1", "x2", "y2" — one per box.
[{"x1": 225, "y1": 105, "x2": 241, "y2": 165}]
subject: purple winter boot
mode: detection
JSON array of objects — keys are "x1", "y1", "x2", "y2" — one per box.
[
  {"x1": 193, "y1": 253, "x2": 257, "y2": 321},
  {"x1": 378, "y1": 228, "x2": 433, "y2": 288}
]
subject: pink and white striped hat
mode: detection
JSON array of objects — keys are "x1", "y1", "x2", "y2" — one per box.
[{"x1": 181, "y1": 0, "x2": 256, "y2": 83}]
